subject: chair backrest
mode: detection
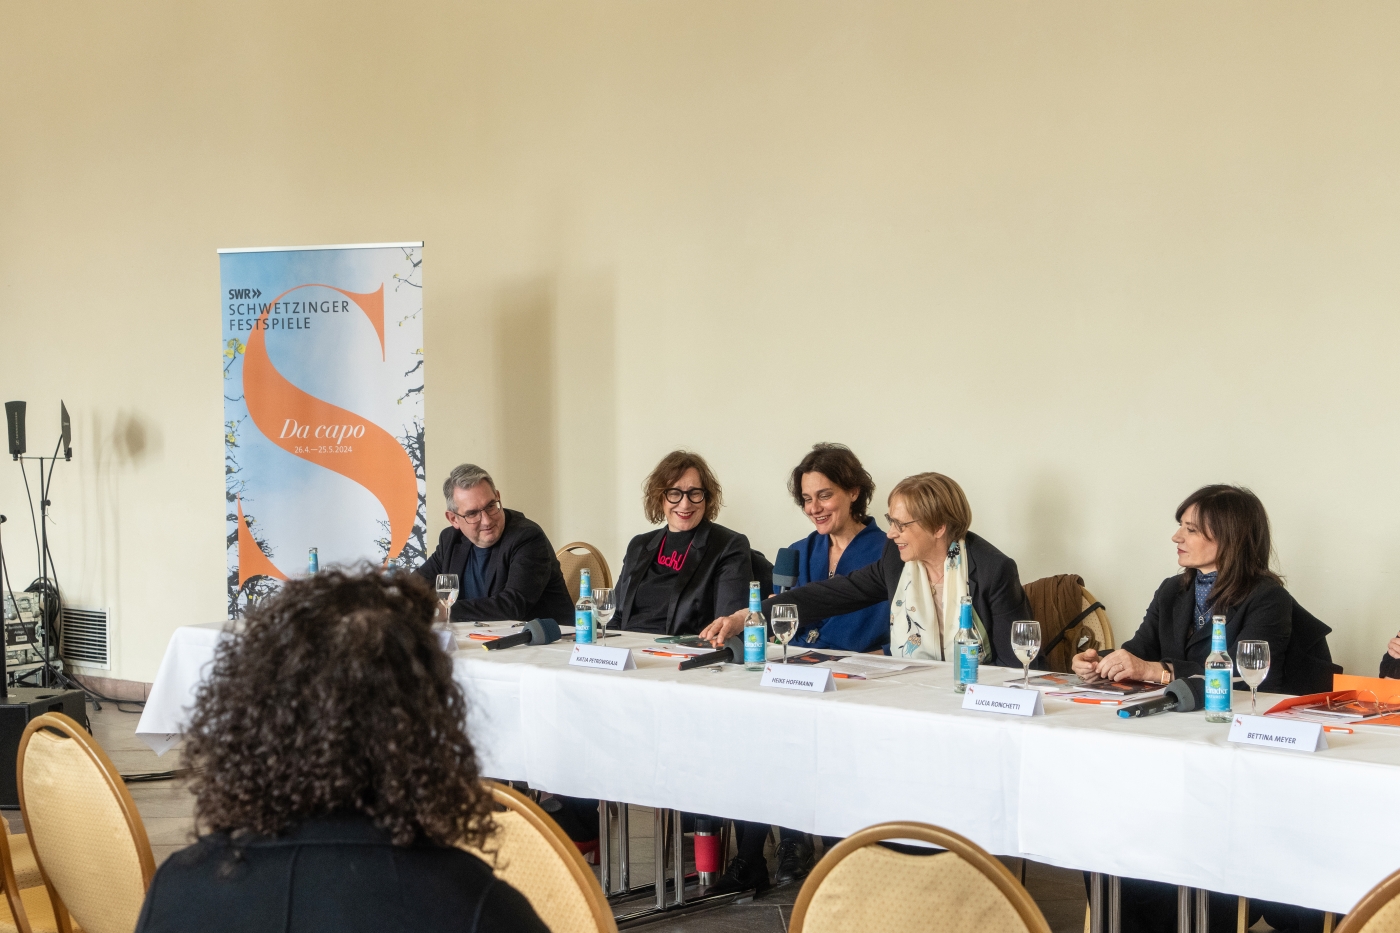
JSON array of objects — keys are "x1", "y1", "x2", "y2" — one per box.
[
  {"x1": 1023, "y1": 575, "x2": 1115, "y2": 671},
  {"x1": 557, "y1": 542, "x2": 613, "y2": 602},
  {"x1": 1337, "y1": 867, "x2": 1400, "y2": 933},
  {"x1": 790, "y1": 821, "x2": 1051, "y2": 933},
  {"x1": 17, "y1": 713, "x2": 155, "y2": 933},
  {"x1": 463, "y1": 782, "x2": 617, "y2": 933},
  {"x1": 1283, "y1": 595, "x2": 1343, "y2": 694},
  {"x1": 0, "y1": 818, "x2": 35, "y2": 933}
]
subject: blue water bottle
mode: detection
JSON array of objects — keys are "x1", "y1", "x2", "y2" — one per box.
[
  {"x1": 743, "y1": 581, "x2": 767, "y2": 671},
  {"x1": 955, "y1": 595, "x2": 979, "y2": 693},
  {"x1": 575, "y1": 569, "x2": 595, "y2": 644},
  {"x1": 1204, "y1": 616, "x2": 1233, "y2": 723}
]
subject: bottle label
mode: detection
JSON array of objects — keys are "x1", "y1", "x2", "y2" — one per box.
[
  {"x1": 580, "y1": 571, "x2": 592, "y2": 600},
  {"x1": 744, "y1": 623, "x2": 766, "y2": 665},
  {"x1": 575, "y1": 609, "x2": 594, "y2": 645},
  {"x1": 1204, "y1": 668, "x2": 1232, "y2": 712},
  {"x1": 958, "y1": 644, "x2": 979, "y2": 685}
]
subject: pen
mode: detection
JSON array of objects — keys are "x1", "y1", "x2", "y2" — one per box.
[
  {"x1": 1323, "y1": 726, "x2": 1353, "y2": 734},
  {"x1": 467, "y1": 633, "x2": 501, "y2": 641},
  {"x1": 831, "y1": 672, "x2": 867, "y2": 680},
  {"x1": 641, "y1": 649, "x2": 691, "y2": 658},
  {"x1": 1071, "y1": 697, "x2": 1124, "y2": 706}
]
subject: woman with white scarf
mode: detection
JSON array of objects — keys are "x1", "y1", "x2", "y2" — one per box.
[{"x1": 702, "y1": 472, "x2": 1030, "y2": 669}]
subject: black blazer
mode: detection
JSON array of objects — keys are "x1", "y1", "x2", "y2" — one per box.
[
  {"x1": 1381, "y1": 653, "x2": 1400, "y2": 679},
  {"x1": 415, "y1": 509, "x2": 573, "y2": 625},
  {"x1": 1122, "y1": 575, "x2": 1297, "y2": 693},
  {"x1": 134, "y1": 816, "x2": 548, "y2": 933},
  {"x1": 615, "y1": 521, "x2": 754, "y2": 636},
  {"x1": 761, "y1": 531, "x2": 1031, "y2": 667}
]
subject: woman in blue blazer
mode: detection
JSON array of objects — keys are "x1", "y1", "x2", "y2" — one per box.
[{"x1": 783, "y1": 443, "x2": 890, "y2": 653}]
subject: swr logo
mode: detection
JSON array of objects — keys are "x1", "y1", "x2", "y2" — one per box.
[{"x1": 228, "y1": 288, "x2": 262, "y2": 299}]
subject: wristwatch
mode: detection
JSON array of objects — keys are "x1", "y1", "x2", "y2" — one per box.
[{"x1": 1159, "y1": 663, "x2": 1173, "y2": 685}]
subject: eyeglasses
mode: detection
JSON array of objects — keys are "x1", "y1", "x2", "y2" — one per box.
[
  {"x1": 885, "y1": 513, "x2": 920, "y2": 534},
  {"x1": 451, "y1": 498, "x2": 502, "y2": 524},
  {"x1": 663, "y1": 487, "x2": 708, "y2": 504}
]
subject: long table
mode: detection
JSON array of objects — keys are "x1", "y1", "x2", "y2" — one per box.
[{"x1": 138, "y1": 624, "x2": 1400, "y2": 914}]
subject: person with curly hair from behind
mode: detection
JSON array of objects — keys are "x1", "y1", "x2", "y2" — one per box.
[{"x1": 134, "y1": 566, "x2": 548, "y2": 933}]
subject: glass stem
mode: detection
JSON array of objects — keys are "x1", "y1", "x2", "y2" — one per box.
[
  {"x1": 1251, "y1": 687, "x2": 1257, "y2": 716},
  {"x1": 1023, "y1": 662, "x2": 1030, "y2": 688}
]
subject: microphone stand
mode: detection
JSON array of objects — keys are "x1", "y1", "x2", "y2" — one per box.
[
  {"x1": 17, "y1": 431, "x2": 68, "y2": 688},
  {"x1": 0, "y1": 515, "x2": 11, "y2": 698}
]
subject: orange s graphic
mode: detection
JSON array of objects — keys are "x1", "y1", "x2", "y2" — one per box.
[{"x1": 236, "y1": 284, "x2": 417, "y2": 581}]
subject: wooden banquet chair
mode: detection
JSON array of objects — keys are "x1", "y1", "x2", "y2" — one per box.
[
  {"x1": 0, "y1": 819, "x2": 65, "y2": 933},
  {"x1": 1022, "y1": 574, "x2": 1115, "y2": 672},
  {"x1": 1333, "y1": 866, "x2": 1400, "y2": 933},
  {"x1": 789, "y1": 821, "x2": 1052, "y2": 933},
  {"x1": 557, "y1": 542, "x2": 612, "y2": 601},
  {"x1": 18, "y1": 712, "x2": 154, "y2": 933},
  {"x1": 463, "y1": 781, "x2": 618, "y2": 933}
]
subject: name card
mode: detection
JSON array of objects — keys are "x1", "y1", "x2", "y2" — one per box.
[
  {"x1": 569, "y1": 644, "x2": 637, "y2": 671},
  {"x1": 760, "y1": 663, "x2": 837, "y2": 693},
  {"x1": 962, "y1": 683, "x2": 1043, "y2": 717},
  {"x1": 1228, "y1": 714, "x2": 1327, "y2": 752},
  {"x1": 436, "y1": 630, "x2": 458, "y2": 653}
]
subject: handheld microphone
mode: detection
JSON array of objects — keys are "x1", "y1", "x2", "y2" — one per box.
[
  {"x1": 773, "y1": 547, "x2": 799, "y2": 591},
  {"x1": 677, "y1": 636, "x2": 746, "y2": 671},
  {"x1": 1117, "y1": 677, "x2": 1205, "y2": 718},
  {"x1": 483, "y1": 618, "x2": 562, "y2": 651}
]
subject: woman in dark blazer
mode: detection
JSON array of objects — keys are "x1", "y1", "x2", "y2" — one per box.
[
  {"x1": 1072, "y1": 484, "x2": 1325, "y2": 933},
  {"x1": 614, "y1": 450, "x2": 755, "y2": 636},
  {"x1": 135, "y1": 568, "x2": 547, "y2": 933},
  {"x1": 1073, "y1": 484, "x2": 1295, "y2": 692},
  {"x1": 701, "y1": 471, "x2": 1030, "y2": 668}
]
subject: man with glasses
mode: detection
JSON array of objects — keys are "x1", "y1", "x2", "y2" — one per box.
[{"x1": 414, "y1": 463, "x2": 573, "y2": 625}]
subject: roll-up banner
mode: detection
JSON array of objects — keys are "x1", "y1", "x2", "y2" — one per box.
[{"x1": 219, "y1": 242, "x2": 426, "y2": 616}]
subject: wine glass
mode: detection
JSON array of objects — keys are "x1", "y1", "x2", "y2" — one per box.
[
  {"x1": 434, "y1": 574, "x2": 459, "y2": 624},
  {"x1": 593, "y1": 587, "x2": 615, "y2": 641},
  {"x1": 770, "y1": 604, "x2": 799, "y2": 664},
  {"x1": 1011, "y1": 621, "x2": 1041, "y2": 689},
  {"x1": 1236, "y1": 640, "x2": 1271, "y2": 715}
]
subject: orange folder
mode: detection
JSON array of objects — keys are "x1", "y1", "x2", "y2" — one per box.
[{"x1": 1262, "y1": 675, "x2": 1400, "y2": 727}]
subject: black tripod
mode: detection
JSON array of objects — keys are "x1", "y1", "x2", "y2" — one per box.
[{"x1": 13, "y1": 404, "x2": 71, "y2": 690}]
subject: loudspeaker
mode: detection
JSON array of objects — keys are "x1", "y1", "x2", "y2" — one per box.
[
  {"x1": 4, "y1": 401, "x2": 24, "y2": 459},
  {"x1": 0, "y1": 687, "x2": 88, "y2": 808}
]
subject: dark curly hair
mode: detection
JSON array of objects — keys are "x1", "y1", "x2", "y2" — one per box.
[
  {"x1": 641, "y1": 450, "x2": 724, "y2": 524},
  {"x1": 185, "y1": 566, "x2": 495, "y2": 849},
  {"x1": 787, "y1": 443, "x2": 876, "y2": 522}
]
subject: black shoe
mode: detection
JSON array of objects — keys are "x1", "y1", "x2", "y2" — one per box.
[
  {"x1": 773, "y1": 837, "x2": 814, "y2": 886},
  {"x1": 706, "y1": 855, "x2": 771, "y2": 896}
]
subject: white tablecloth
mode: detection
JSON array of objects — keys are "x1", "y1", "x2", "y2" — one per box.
[{"x1": 138, "y1": 624, "x2": 1400, "y2": 913}]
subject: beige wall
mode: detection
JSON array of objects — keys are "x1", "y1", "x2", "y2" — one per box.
[{"x1": 2, "y1": 1, "x2": 1398, "y2": 681}]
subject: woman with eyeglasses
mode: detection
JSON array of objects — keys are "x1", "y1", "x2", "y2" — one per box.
[
  {"x1": 614, "y1": 450, "x2": 756, "y2": 635},
  {"x1": 701, "y1": 471, "x2": 1030, "y2": 668}
]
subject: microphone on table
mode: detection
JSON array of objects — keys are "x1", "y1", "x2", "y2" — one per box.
[
  {"x1": 1117, "y1": 677, "x2": 1205, "y2": 718},
  {"x1": 482, "y1": 618, "x2": 562, "y2": 651},
  {"x1": 677, "y1": 636, "x2": 746, "y2": 671},
  {"x1": 773, "y1": 547, "x2": 799, "y2": 592}
]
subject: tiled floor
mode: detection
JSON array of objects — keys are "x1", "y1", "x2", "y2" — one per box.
[{"x1": 20, "y1": 703, "x2": 1237, "y2": 933}]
